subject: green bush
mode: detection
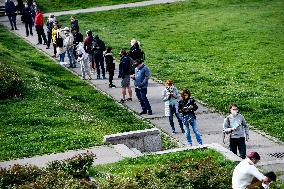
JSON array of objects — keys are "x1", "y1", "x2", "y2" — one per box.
[
  {"x1": 0, "y1": 153, "x2": 97, "y2": 189},
  {"x1": 0, "y1": 62, "x2": 25, "y2": 99}
]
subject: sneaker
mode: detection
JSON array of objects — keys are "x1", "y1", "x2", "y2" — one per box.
[
  {"x1": 126, "y1": 98, "x2": 132, "y2": 101},
  {"x1": 181, "y1": 129, "x2": 185, "y2": 133},
  {"x1": 43, "y1": 43, "x2": 47, "y2": 45},
  {"x1": 172, "y1": 131, "x2": 176, "y2": 134},
  {"x1": 147, "y1": 110, "x2": 153, "y2": 115},
  {"x1": 120, "y1": 99, "x2": 125, "y2": 103},
  {"x1": 139, "y1": 111, "x2": 147, "y2": 115},
  {"x1": 109, "y1": 84, "x2": 116, "y2": 88},
  {"x1": 30, "y1": 33, "x2": 33, "y2": 36}
]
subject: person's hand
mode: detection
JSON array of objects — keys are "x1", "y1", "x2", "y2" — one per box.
[{"x1": 188, "y1": 105, "x2": 193, "y2": 109}]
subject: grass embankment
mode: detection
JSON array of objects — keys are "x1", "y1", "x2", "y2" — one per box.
[
  {"x1": 0, "y1": 25, "x2": 156, "y2": 161},
  {"x1": 37, "y1": 0, "x2": 145, "y2": 13},
  {"x1": 90, "y1": 148, "x2": 283, "y2": 189},
  {"x1": 58, "y1": 0, "x2": 284, "y2": 141}
]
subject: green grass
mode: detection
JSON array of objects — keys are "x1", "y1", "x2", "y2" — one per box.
[
  {"x1": 58, "y1": 0, "x2": 284, "y2": 141},
  {"x1": 0, "y1": 25, "x2": 157, "y2": 161},
  {"x1": 37, "y1": 0, "x2": 145, "y2": 13}
]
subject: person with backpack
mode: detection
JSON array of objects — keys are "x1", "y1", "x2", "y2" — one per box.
[
  {"x1": 162, "y1": 80, "x2": 184, "y2": 134},
  {"x1": 83, "y1": 30, "x2": 95, "y2": 74},
  {"x1": 118, "y1": 49, "x2": 132, "y2": 103},
  {"x1": 223, "y1": 103, "x2": 249, "y2": 159},
  {"x1": 93, "y1": 35, "x2": 106, "y2": 79},
  {"x1": 178, "y1": 89, "x2": 202, "y2": 146},
  {"x1": 105, "y1": 47, "x2": 116, "y2": 88},
  {"x1": 46, "y1": 14, "x2": 56, "y2": 49},
  {"x1": 128, "y1": 39, "x2": 145, "y2": 75},
  {"x1": 5, "y1": 0, "x2": 17, "y2": 30},
  {"x1": 56, "y1": 27, "x2": 66, "y2": 65},
  {"x1": 21, "y1": 3, "x2": 33, "y2": 37}
]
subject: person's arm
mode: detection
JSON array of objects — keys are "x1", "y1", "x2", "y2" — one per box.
[
  {"x1": 242, "y1": 115, "x2": 249, "y2": 141},
  {"x1": 223, "y1": 117, "x2": 234, "y2": 133},
  {"x1": 192, "y1": 99, "x2": 198, "y2": 111},
  {"x1": 172, "y1": 87, "x2": 179, "y2": 99},
  {"x1": 140, "y1": 67, "x2": 150, "y2": 87},
  {"x1": 250, "y1": 166, "x2": 265, "y2": 183},
  {"x1": 162, "y1": 89, "x2": 169, "y2": 102}
]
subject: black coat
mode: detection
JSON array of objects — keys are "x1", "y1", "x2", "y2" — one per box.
[
  {"x1": 5, "y1": 1, "x2": 16, "y2": 15},
  {"x1": 22, "y1": 6, "x2": 33, "y2": 23},
  {"x1": 105, "y1": 53, "x2": 115, "y2": 71},
  {"x1": 178, "y1": 97, "x2": 198, "y2": 118}
]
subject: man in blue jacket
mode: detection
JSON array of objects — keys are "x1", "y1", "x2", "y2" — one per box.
[
  {"x1": 133, "y1": 60, "x2": 152, "y2": 115},
  {"x1": 5, "y1": 0, "x2": 17, "y2": 30}
]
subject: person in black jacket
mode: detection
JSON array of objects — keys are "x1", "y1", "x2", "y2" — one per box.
[
  {"x1": 93, "y1": 35, "x2": 106, "y2": 79},
  {"x1": 104, "y1": 47, "x2": 116, "y2": 88},
  {"x1": 5, "y1": 0, "x2": 17, "y2": 30},
  {"x1": 178, "y1": 89, "x2": 202, "y2": 146},
  {"x1": 46, "y1": 14, "x2": 56, "y2": 49},
  {"x1": 22, "y1": 3, "x2": 33, "y2": 36},
  {"x1": 118, "y1": 49, "x2": 132, "y2": 103}
]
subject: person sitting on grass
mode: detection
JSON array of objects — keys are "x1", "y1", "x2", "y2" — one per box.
[
  {"x1": 248, "y1": 171, "x2": 277, "y2": 189},
  {"x1": 118, "y1": 49, "x2": 132, "y2": 103},
  {"x1": 162, "y1": 79, "x2": 184, "y2": 134},
  {"x1": 104, "y1": 47, "x2": 116, "y2": 88}
]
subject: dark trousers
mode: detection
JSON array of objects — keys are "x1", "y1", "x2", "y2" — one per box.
[
  {"x1": 7, "y1": 14, "x2": 17, "y2": 29},
  {"x1": 230, "y1": 137, "x2": 246, "y2": 159},
  {"x1": 53, "y1": 43, "x2": 57, "y2": 55},
  {"x1": 108, "y1": 69, "x2": 114, "y2": 85},
  {"x1": 35, "y1": 25, "x2": 47, "y2": 44},
  {"x1": 135, "y1": 87, "x2": 152, "y2": 112},
  {"x1": 169, "y1": 104, "x2": 184, "y2": 132},
  {"x1": 95, "y1": 55, "x2": 105, "y2": 77},
  {"x1": 47, "y1": 31, "x2": 52, "y2": 48},
  {"x1": 24, "y1": 22, "x2": 33, "y2": 36}
]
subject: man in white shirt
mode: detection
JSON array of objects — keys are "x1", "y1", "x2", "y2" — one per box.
[{"x1": 232, "y1": 151, "x2": 270, "y2": 189}]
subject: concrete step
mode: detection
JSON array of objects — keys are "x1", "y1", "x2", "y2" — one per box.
[{"x1": 113, "y1": 144, "x2": 142, "y2": 158}]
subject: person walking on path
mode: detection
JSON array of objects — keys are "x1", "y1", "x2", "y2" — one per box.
[
  {"x1": 46, "y1": 14, "x2": 56, "y2": 49},
  {"x1": 76, "y1": 42, "x2": 92, "y2": 80},
  {"x1": 223, "y1": 103, "x2": 249, "y2": 159},
  {"x1": 21, "y1": 3, "x2": 33, "y2": 37},
  {"x1": 178, "y1": 89, "x2": 202, "y2": 146},
  {"x1": 34, "y1": 10, "x2": 47, "y2": 45},
  {"x1": 132, "y1": 59, "x2": 152, "y2": 115},
  {"x1": 63, "y1": 27, "x2": 76, "y2": 68},
  {"x1": 93, "y1": 35, "x2": 106, "y2": 79},
  {"x1": 162, "y1": 79, "x2": 184, "y2": 134},
  {"x1": 232, "y1": 151, "x2": 270, "y2": 189},
  {"x1": 118, "y1": 49, "x2": 132, "y2": 102},
  {"x1": 105, "y1": 47, "x2": 116, "y2": 88},
  {"x1": 5, "y1": 0, "x2": 17, "y2": 30},
  {"x1": 83, "y1": 30, "x2": 95, "y2": 74}
]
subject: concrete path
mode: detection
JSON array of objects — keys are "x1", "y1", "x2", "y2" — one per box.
[{"x1": 0, "y1": 0, "x2": 283, "y2": 177}]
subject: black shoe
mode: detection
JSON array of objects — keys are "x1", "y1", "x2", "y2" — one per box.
[
  {"x1": 43, "y1": 43, "x2": 47, "y2": 45},
  {"x1": 181, "y1": 129, "x2": 185, "y2": 133},
  {"x1": 26, "y1": 35, "x2": 29, "y2": 37},
  {"x1": 126, "y1": 98, "x2": 132, "y2": 101},
  {"x1": 147, "y1": 110, "x2": 153, "y2": 115},
  {"x1": 139, "y1": 111, "x2": 147, "y2": 115},
  {"x1": 46, "y1": 47, "x2": 50, "y2": 49},
  {"x1": 36, "y1": 43, "x2": 41, "y2": 45},
  {"x1": 30, "y1": 33, "x2": 33, "y2": 36},
  {"x1": 109, "y1": 84, "x2": 116, "y2": 88},
  {"x1": 120, "y1": 99, "x2": 125, "y2": 103},
  {"x1": 11, "y1": 28, "x2": 14, "y2": 30},
  {"x1": 15, "y1": 27, "x2": 18, "y2": 30},
  {"x1": 102, "y1": 76, "x2": 106, "y2": 79},
  {"x1": 97, "y1": 76, "x2": 101, "y2": 79}
]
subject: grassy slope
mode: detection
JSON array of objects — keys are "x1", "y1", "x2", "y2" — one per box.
[
  {"x1": 37, "y1": 0, "x2": 145, "y2": 13},
  {"x1": 0, "y1": 25, "x2": 153, "y2": 161},
  {"x1": 58, "y1": 0, "x2": 284, "y2": 141}
]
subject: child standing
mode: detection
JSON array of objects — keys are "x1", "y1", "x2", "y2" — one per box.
[
  {"x1": 104, "y1": 47, "x2": 116, "y2": 88},
  {"x1": 162, "y1": 80, "x2": 184, "y2": 134}
]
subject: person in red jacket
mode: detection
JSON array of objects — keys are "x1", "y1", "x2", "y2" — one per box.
[
  {"x1": 83, "y1": 30, "x2": 95, "y2": 74},
  {"x1": 34, "y1": 10, "x2": 47, "y2": 45}
]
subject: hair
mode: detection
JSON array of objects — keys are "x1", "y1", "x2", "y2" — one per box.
[
  {"x1": 86, "y1": 30, "x2": 92, "y2": 36},
  {"x1": 106, "y1": 47, "x2": 112, "y2": 53},
  {"x1": 181, "y1": 89, "x2": 191, "y2": 99},
  {"x1": 165, "y1": 80, "x2": 173, "y2": 86},
  {"x1": 228, "y1": 103, "x2": 238, "y2": 112},
  {"x1": 247, "y1": 151, "x2": 260, "y2": 161},
  {"x1": 120, "y1": 48, "x2": 127, "y2": 55},
  {"x1": 265, "y1": 171, "x2": 277, "y2": 182}
]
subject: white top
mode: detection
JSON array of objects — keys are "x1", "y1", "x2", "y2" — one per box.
[{"x1": 232, "y1": 158, "x2": 265, "y2": 189}]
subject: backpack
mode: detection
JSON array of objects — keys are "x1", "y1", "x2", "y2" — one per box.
[{"x1": 56, "y1": 36, "x2": 63, "y2": 48}]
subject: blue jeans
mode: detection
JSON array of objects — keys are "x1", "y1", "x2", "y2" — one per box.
[
  {"x1": 59, "y1": 52, "x2": 66, "y2": 62},
  {"x1": 135, "y1": 87, "x2": 151, "y2": 112},
  {"x1": 169, "y1": 104, "x2": 184, "y2": 132},
  {"x1": 182, "y1": 115, "x2": 202, "y2": 145},
  {"x1": 7, "y1": 14, "x2": 16, "y2": 29},
  {"x1": 67, "y1": 48, "x2": 76, "y2": 67}
]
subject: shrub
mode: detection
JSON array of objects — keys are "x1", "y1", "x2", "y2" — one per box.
[
  {"x1": 0, "y1": 62, "x2": 25, "y2": 99},
  {"x1": 0, "y1": 153, "x2": 97, "y2": 189}
]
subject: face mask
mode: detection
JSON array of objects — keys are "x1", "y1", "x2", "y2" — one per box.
[
  {"x1": 232, "y1": 110, "x2": 238, "y2": 116},
  {"x1": 262, "y1": 182, "x2": 270, "y2": 189}
]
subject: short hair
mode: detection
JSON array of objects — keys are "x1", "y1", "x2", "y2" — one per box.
[
  {"x1": 106, "y1": 47, "x2": 112, "y2": 53},
  {"x1": 247, "y1": 151, "x2": 260, "y2": 161},
  {"x1": 265, "y1": 171, "x2": 276, "y2": 182},
  {"x1": 120, "y1": 48, "x2": 127, "y2": 55},
  {"x1": 165, "y1": 79, "x2": 173, "y2": 86},
  {"x1": 228, "y1": 103, "x2": 238, "y2": 112}
]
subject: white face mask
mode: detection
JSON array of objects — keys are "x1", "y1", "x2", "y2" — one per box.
[
  {"x1": 231, "y1": 110, "x2": 238, "y2": 116},
  {"x1": 262, "y1": 182, "x2": 271, "y2": 189}
]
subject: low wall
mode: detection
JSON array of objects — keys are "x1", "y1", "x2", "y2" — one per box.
[{"x1": 104, "y1": 128, "x2": 162, "y2": 152}]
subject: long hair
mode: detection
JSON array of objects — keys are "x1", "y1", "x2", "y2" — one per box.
[{"x1": 181, "y1": 89, "x2": 191, "y2": 99}]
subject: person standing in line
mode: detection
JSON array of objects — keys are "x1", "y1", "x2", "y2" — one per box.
[
  {"x1": 93, "y1": 35, "x2": 106, "y2": 79},
  {"x1": 223, "y1": 103, "x2": 249, "y2": 159},
  {"x1": 72, "y1": 28, "x2": 83, "y2": 59},
  {"x1": 46, "y1": 14, "x2": 56, "y2": 49},
  {"x1": 34, "y1": 10, "x2": 47, "y2": 45},
  {"x1": 21, "y1": 3, "x2": 33, "y2": 37},
  {"x1": 83, "y1": 30, "x2": 95, "y2": 74},
  {"x1": 51, "y1": 23, "x2": 59, "y2": 58},
  {"x1": 132, "y1": 59, "x2": 152, "y2": 115},
  {"x1": 162, "y1": 79, "x2": 184, "y2": 134},
  {"x1": 70, "y1": 16, "x2": 79, "y2": 32},
  {"x1": 76, "y1": 42, "x2": 92, "y2": 80},
  {"x1": 232, "y1": 151, "x2": 270, "y2": 189},
  {"x1": 178, "y1": 89, "x2": 202, "y2": 146},
  {"x1": 118, "y1": 49, "x2": 132, "y2": 102},
  {"x1": 56, "y1": 27, "x2": 66, "y2": 65},
  {"x1": 63, "y1": 27, "x2": 76, "y2": 68},
  {"x1": 5, "y1": 0, "x2": 17, "y2": 30},
  {"x1": 105, "y1": 47, "x2": 116, "y2": 88}
]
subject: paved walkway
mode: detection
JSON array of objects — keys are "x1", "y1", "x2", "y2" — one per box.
[{"x1": 0, "y1": 0, "x2": 283, "y2": 178}]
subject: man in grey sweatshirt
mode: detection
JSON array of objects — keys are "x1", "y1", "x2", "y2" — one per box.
[{"x1": 223, "y1": 103, "x2": 249, "y2": 159}]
